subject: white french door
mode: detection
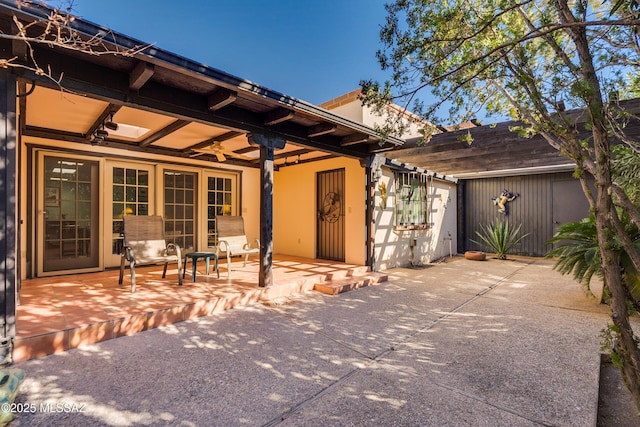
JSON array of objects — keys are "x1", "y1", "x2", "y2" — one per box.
[
  {"x1": 203, "y1": 171, "x2": 238, "y2": 249},
  {"x1": 104, "y1": 161, "x2": 155, "y2": 267}
]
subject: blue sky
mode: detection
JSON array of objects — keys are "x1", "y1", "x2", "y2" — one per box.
[{"x1": 71, "y1": 0, "x2": 392, "y2": 106}]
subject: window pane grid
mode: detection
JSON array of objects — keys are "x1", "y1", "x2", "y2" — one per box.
[
  {"x1": 394, "y1": 172, "x2": 429, "y2": 229},
  {"x1": 207, "y1": 176, "x2": 233, "y2": 248},
  {"x1": 111, "y1": 168, "x2": 150, "y2": 255},
  {"x1": 43, "y1": 158, "x2": 96, "y2": 268},
  {"x1": 164, "y1": 171, "x2": 197, "y2": 251}
]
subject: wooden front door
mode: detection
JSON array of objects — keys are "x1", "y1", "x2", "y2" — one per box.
[{"x1": 316, "y1": 168, "x2": 345, "y2": 261}]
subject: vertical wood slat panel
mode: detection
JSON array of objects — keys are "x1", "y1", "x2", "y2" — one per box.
[{"x1": 463, "y1": 172, "x2": 578, "y2": 256}]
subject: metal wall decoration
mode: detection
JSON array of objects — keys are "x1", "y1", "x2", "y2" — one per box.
[
  {"x1": 320, "y1": 192, "x2": 341, "y2": 223},
  {"x1": 492, "y1": 189, "x2": 520, "y2": 215}
]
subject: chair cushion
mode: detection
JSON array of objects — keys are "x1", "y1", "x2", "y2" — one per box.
[{"x1": 129, "y1": 239, "x2": 176, "y2": 264}]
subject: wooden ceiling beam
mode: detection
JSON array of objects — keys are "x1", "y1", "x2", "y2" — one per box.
[
  {"x1": 139, "y1": 119, "x2": 190, "y2": 147},
  {"x1": 86, "y1": 104, "x2": 122, "y2": 138},
  {"x1": 187, "y1": 130, "x2": 244, "y2": 151},
  {"x1": 307, "y1": 123, "x2": 336, "y2": 138},
  {"x1": 265, "y1": 108, "x2": 295, "y2": 126},
  {"x1": 129, "y1": 61, "x2": 155, "y2": 90},
  {"x1": 208, "y1": 88, "x2": 237, "y2": 111},
  {"x1": 275, "y1": 154, "x2": 337, "y2": 170},
  {"x1": 341, "y1": 133, "x2": 370, "y2": 146}
]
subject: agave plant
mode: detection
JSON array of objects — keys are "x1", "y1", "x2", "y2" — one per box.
[{"x1": 471, "y1": 220, "x2": 529, "y2": 260}]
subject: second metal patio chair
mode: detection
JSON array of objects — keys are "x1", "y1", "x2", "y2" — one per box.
[{"x1": 215, "y1": 216, "x2": 260, "y2": 279}]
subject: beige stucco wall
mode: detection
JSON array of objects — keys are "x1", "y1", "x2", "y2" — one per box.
[
  {"x1": 327, "y1": 99, "x2": 424, "y2": 140},
  {"x1": 374, "y1": 167, "x2": 458, "y2": 270},
  {"x1": 273, "y1": 156, "x2": 366, "y2": 265},
  {"x1": 326, "y1": 102, "x2": 364, "y2": 124},
  {"x1": 238, "y1": 167, "x2": 260, "y2": 242}
]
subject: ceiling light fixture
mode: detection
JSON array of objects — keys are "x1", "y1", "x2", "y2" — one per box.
[
  {"x1": 104, "y1": 113, "x2": 119, "y2": 131},
  {"x1": 90, "y1": 132, "x2": 104, "y2": 145}
]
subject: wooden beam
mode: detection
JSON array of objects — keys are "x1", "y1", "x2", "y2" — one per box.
[
  {"x1": 86, "y1": 104, "x2": 122, "y2": 138},
  {"x1": 341, "y1": 133, "x2": 370, "y2": 146},
  {"x1": 275, "y1": 155, "x2": 336, "y2": 170},
  {"x1": 139, "y1": 119, "x2": 189, "y2": 147},
  {"x1": 250, "y1": 148, "x2": 312, "y2": 164},
  {"x1": 187, "y1": 130, "x2": 244, "y2": 151},
  {"x1": 208, "y1": 88, "x2": 237, "y2": 111},
  {"x1": 0, "y1": 70, "x2": 17, "y2": 359},
  {"x1": 265, "y1": 108, "x2": 295, "y2": 126},
  {"x1": 236, "y1": 146, "x2": 259, "y2": 155},
  {"x1": 274, "y1": 148, "x2": 311, "y2": 160},
  {"x1": 307, "y1": 123, "x2": 336, "y2": 138},
  {"x1": 129, "y1": 61, "x2": 155, "y2": 90}
]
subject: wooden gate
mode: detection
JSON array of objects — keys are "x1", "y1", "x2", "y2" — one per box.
[{"x1": 316, "y1": 168, "x2": 345, "y2": 261}]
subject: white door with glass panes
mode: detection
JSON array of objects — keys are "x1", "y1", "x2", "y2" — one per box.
[
  {"x1": 205, "y1": 172, "x2": 238, "y2": 249},
  {"x1": 37, "y1": 153, "x2": 101, "y2": 275},
  {"x1": 104, "y1": 162, "x2": 155, "y2": 267},
  {"x1": 164, "y1": 170, "x2": 197, "y2": 252}
]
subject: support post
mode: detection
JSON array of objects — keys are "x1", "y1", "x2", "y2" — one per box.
[
  {"x1": 248, "y1": 133, "x2": 285, "y2": 287},
  {"x1": 0, "y1": 70, "x2": 17, "y2": 365},
  {"x1": 361, "y1": 155, "x2": 384, "y2": 271}
]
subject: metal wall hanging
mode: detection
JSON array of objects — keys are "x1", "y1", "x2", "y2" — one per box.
[{"x1": 492, "y1": 189, "x2": 519, "y2": 215}]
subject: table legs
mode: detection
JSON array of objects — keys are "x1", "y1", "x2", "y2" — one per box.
[{"x1": 183, "y1": 254, "x2": 220, "y2": 282}]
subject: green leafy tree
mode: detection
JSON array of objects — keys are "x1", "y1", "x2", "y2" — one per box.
[{"x1": 361, "y1": 0, "x2": 640, "y2": 409}]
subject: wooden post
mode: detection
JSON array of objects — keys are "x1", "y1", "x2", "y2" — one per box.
[
  {"x1": 0, "y1": 70, "x2": 17, "y2": 364},
  {"x1": 248, "y1": 133, "x2": 285, "y2": 287},
  {"x1": 361, "y1": 155, "x2": 384, "y2": 271}
]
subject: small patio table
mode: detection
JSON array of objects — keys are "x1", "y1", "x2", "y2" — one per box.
[{"x1": 183, "y1": 251, "x2": 219, "y2": 282}]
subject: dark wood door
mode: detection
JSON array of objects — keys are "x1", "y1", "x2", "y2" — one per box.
[{"x1": 316, "y1": 169, "x2": 345, "y2": 261}]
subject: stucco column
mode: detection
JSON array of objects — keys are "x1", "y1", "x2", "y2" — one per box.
[
  {"x1": 0, "y1": 70, "x2": 17, "y2": 364},
  {"x1": 248, "y1": 133, "x2": 285, "y2": 287}
]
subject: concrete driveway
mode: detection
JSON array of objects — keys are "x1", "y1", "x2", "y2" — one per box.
[{"x1": 9, "y1": 256, "x2": 615, "y2": 426}]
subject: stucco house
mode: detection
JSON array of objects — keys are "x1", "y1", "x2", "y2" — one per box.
[
  {"x1": 3, "y1": 1, "x2": 634, "y2": 364},
  {"x1": 0, "y1": 1, "x2": 443, "y2": 362}
]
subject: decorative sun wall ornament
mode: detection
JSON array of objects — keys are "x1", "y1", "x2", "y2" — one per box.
[{"x1": 491, "y1": 189, "x2": 520, "y2": 215}]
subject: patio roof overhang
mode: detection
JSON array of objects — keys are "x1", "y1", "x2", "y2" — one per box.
[{"x1": 0, "y1": 0, "x2": 403, "y2": 168}]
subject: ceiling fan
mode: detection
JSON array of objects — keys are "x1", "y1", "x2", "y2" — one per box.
[{"x1": 191, "y1": 141, "x2": 251, "y2": 162}]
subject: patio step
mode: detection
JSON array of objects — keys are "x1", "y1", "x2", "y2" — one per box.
[{"x1": 314, "y1": 272, "x2": 388, "y2": 295}]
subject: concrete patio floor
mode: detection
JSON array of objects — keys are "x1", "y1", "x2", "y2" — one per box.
[
  {"x1": 10, "y1": 255, "x2": 634, "y2": 426},
  {"x1": 14, "y1": 255, "x2": 383, "y2": 363}
]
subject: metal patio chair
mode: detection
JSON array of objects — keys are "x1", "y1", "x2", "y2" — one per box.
[
  {"x1": 215, "y1": 216, "x2": 260, "y2": 279},
  {"x1": 118, "y1": 215, "x2": 182, "y2": 293}
]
